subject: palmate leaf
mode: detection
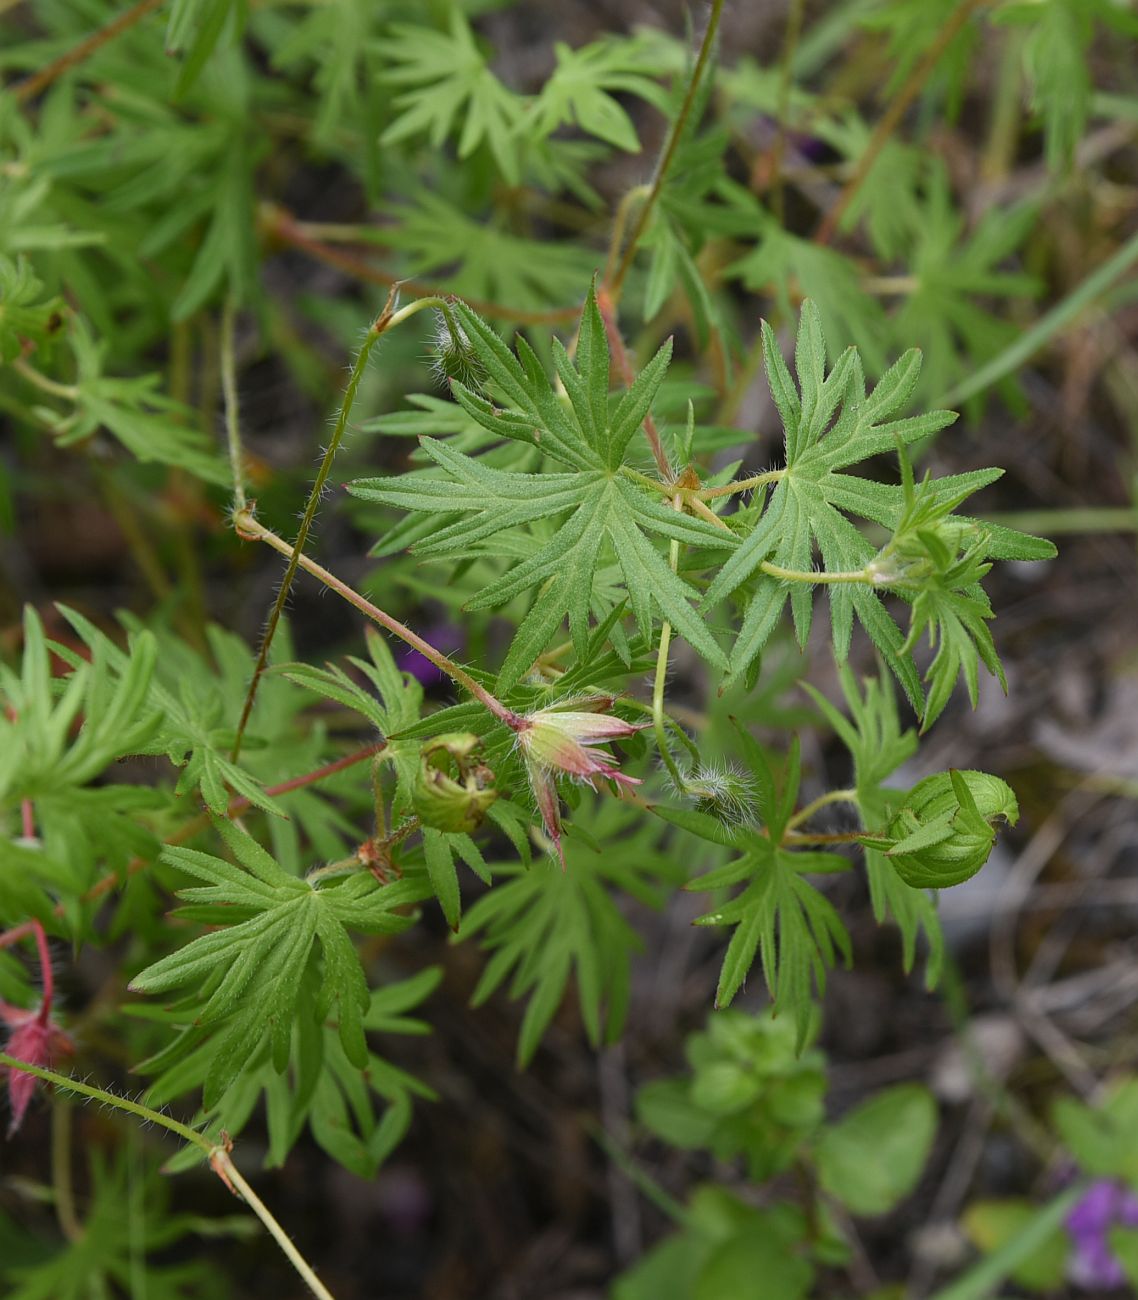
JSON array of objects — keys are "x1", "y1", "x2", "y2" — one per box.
[
  {"x1": 704, "y1": 301, "x2": 953, "y2": 705},
  {"x1": 461, "y1": 798, "x2": 682, "y2": 1066},
  {"x1": 130, "y1": 818, "x2": 427, "y2": 1108},
  {"x1": 378, "y1": 11, "x2": 527, "y2": 182},
  {"x1": 144, "y1": 966, "x2": 442, "y2": 1178},
  {"x1": 704, "y1": 301, "x2": 1054, "y2": 716},
  {"x1": 349, "y1": 286, "x2": 734, "y2": 686},
  {"x1": 528, "y1": 34, "x2": 670, "y2": 152},
  {"x1": 665, "y1": 735, "x2": 850, "y2": 1048},
  {"x1": 382, "y1": 191, "x2": 595, "y2": 310}
]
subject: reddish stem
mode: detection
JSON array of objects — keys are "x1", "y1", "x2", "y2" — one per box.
[
  {"x1": 77, "y1": 740, "x2": 387, "y2": 906},
  {"x1": 261, "y1": 205, "x2": 579, "y2": 327},
  {"x1": 13, "y1": 0, "x2": 165, "y2": 104},
  {"x1": 0, "y1": 920, "x2": 54, "y2": 1021},
  {"x1": 595, "y1": 286, "x2": 673, "y2": 479},
  {"x1": 20, "y1": 799, "x2": 35, "y2": 840}
]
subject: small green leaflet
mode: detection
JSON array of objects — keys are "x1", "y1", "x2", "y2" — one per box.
[
  {"x1": 350, "y1": 285, "x2": 733, "y2": 686},
  {"x1": 379, "y1": 11, "x2": 526, "y2": 182},
  {"x1": 662, "y1": 733, "x2": 851, "y2": 1048},
  {"x1": 461, "y1": 798, "x2": 682, "y2": 1066}
]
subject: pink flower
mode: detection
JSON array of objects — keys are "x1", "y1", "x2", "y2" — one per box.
[
  {"x1": 1, "y1": 1001, "x2": 74, "y2": 1134},
  {"x1": 512, "y1": 697, "x2": 645, "y2": 865}
]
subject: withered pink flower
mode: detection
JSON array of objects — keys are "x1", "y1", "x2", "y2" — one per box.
[
  {"x1": 1, "y1": 1001, "x2": 74, "y2": 1135},
  {"x1": 0, "y1": 918, "x2": 73, "y2": 1135},
  {"x1": 512, "y1": 697, "x2": 645, "y2": 865}
]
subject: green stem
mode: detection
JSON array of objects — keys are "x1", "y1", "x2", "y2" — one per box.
[
  {"x1": 220, "y1": 298, "x2": 246, "y2": 514},
  {"x1": 784, "y1": 829, "x2": 879, "y2": 847},
  {"x1": 51, "y1": 1098, "x2": 81, "y2": 1242},
  {"x1": 229, "y1": 293, "x2": 461, "y2": 762},
  {"x1": 607, "y1": 0, "x2": 726, "y2": 302},
  {"x1": 699, "y1": 469, "x2": 785, "y2": 500},
  {"x1": 985, "y1": 507, "x2": 1138, "y2": 534},
  {"x1": 602, "y1": 184, "x2": 651, "y2": 286},
  {"x1": 814, "y1": 0, "x2": 989, "y2": 246},
  {"x1": 235, "y1": 511, "x2": 521, "y2": 728},
  {"x1": 760, "y1": 561, "x2": 872, "y2": 586},
  {"x1": 12, "y1": 358, "x2": 79, "y2": 401},
  {"x1": 653, "y1": 497, "x2": 689, "y2": 789},
  {"x1": 0, "y1": 1056, "x2": 336, "y2": 1300},
  {"x1": 785, "y1": 788, "x2": 858, "y2": 831},
  {"x1": 214, "y1": 1154, "x2": 336, "y2": 1300},
  {"x1": 941, "y1": 225, "x2": 1138, "y2": 408},
  {"x1": 0, "y1": 1055, "x2": 206, "y2": 1148},
  {"x1": 769, "y1": 0, "x2": 808, "y2": 226}
]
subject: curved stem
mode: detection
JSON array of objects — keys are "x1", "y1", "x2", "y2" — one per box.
[
  {"x1": 608, "y1": 0, "x2": 726, "y2": 303},
  {"x1": 79, "y1": 740, "x2": 386, "y2": 905},
  {"x1": 12, "y1": 358, "x2": 79, "y2": 401},
  {"x1": 0, "y1": 1055, "x2": 207, "y2": 1148},
  {"x1": 785, "y1": 788, "x2": 858, "y2": 831},
  {"x1": 0, "y1": 1057, "x2": 337, "y2": 1300},
  {"x1": 231, "y1": 292, "x2": 396, "y2": 761},
  {"x1": 235, "y1": 511, "x2": 520, "y2": 727}
]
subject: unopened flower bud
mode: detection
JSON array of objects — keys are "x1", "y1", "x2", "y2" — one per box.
[
  {"x1": 879, "y1": 769, "x2": 1018, "y2": 888},
  {"x1": 430, "y1": 311, "x2": 488, "y2": 392},
  {"x1": 412, "y1": 733, "x2": 497, "y2": 834}
]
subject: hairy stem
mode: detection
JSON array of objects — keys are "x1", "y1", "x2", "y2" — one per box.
[
  {"x1": 699, "y1": 469, "x2": 785, "y2": 500},
  {"x1": 235, "y1": 511, "x2": 521, "y2": 727},
  {"x1": 230, "y1": 293, "x2": 396, "y2": 761},
  {"x1": 814, "y1": 0, "x2": 989, "y2": 246},
  {"x1": 0, "y1": 1056, "x2": 336, "y2": 1300},
  {"x1": 760, "y1": 561, "x2": 872, "y2": 586},
  {"x1": 608, "y1": 0, "x2": 726, "y2": 302}
]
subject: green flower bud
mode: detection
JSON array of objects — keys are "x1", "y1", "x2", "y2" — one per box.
[
  {"x1": 430, "y1": 311, "x2": 488, "y2": 392},
  {"x1": 412, "y1": 733, "x2": 497, "y2": 834},
  {"x1": 878, "y1": 770, "x2": 1018, "y2": 889}
]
